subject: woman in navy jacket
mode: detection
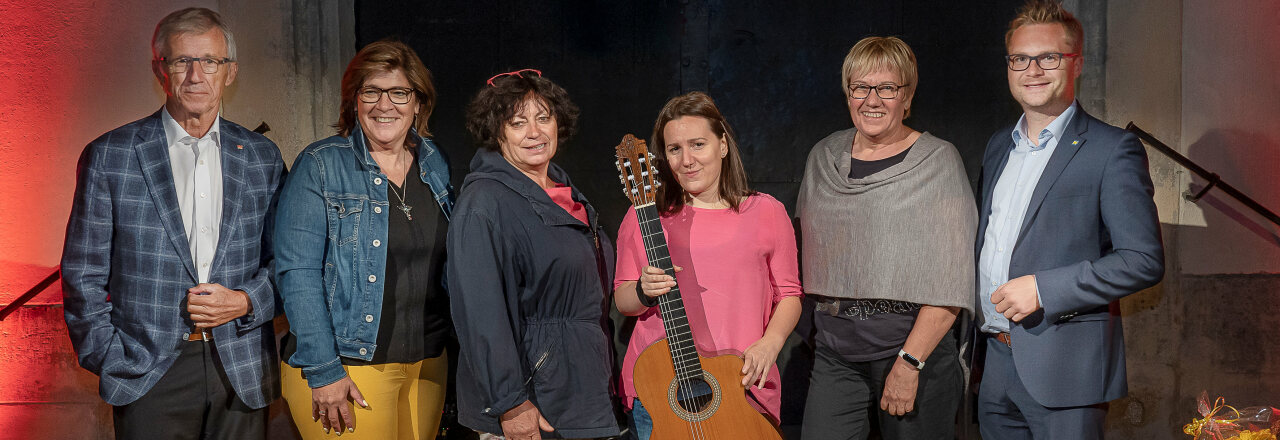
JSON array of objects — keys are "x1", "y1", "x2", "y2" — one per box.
[{"x1": 447, "y1": 70, "x2": 619, "y2": 440}]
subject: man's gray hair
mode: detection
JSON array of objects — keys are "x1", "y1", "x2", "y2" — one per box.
[{"x1": 151, "y1": 7, "x2": 237, "y2": 61}]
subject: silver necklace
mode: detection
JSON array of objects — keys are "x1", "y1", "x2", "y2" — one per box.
[{"x1": 387, "y1": 149, "x2": 413, "y2": 221}]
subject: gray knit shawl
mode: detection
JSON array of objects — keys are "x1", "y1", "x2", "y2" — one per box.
[{"x1": 796, "y1": 128, "x2": 976, "y2": 312}]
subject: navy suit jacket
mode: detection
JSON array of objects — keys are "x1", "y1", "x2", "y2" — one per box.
[
  {"x1": 61, "y1": 110, "x2": 285, "y2": 408},
  {"x1": 975, "y1": 108, "x2": 1164, "y2": 407}
]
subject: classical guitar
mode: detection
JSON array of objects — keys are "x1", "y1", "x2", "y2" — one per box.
[{"x1": 614, "y1": 134, "x2": 783, "y2": 440}]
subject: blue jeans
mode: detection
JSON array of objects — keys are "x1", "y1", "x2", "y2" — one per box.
[{"x1": 629, "y1": 398, "x2": 653, "y2": 440}]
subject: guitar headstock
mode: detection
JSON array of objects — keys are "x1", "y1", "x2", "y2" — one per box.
[{"x1": 614, "y1": 134, "x2": 661, "y2": 207}]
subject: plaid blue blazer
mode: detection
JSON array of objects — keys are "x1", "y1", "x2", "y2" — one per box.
[{"x1": 61, "y1": 110, "x2": 285, "y2": 408}]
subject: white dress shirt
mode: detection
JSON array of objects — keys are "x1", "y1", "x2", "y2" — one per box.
[
  {"x1": 978, "y1": 101, "x2": 1079, "y2": 334},
  {"x1": 162, "y1": 107, "x2": 223, "y2": 283}
]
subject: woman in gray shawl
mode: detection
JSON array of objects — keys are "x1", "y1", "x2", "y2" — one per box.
[{"x1": 796, "y1": 36, "x2": 976, "y2": 440}]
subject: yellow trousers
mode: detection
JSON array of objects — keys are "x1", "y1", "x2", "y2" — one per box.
[{"x1": 282, "y1": 353, "x2": 448, "y2": 440}]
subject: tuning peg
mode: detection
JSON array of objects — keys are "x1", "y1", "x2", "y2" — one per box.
[{"x1": 646, "y1": 152, "x2": 656, "y2": 160}]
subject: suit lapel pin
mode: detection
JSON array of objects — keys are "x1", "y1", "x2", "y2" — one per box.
[
  {"x1": 237, "y1": 144, "x2": 244, "y2": 150},
  {"x1": 1072, "y1": 140, "x2": 1079, "y2": 145}
]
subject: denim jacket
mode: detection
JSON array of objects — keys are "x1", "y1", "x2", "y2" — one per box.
[{"x1": 275, "y1": 124, "x2": 454, "y2": 388}]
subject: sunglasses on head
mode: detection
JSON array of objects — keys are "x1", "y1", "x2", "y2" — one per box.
[{"x1": 486, "y1": 68, "x2": 542, "y2": 86}]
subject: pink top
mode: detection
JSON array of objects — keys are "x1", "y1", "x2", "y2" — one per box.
[
  {"x1": 613, "y1": 193, "x2": 802, "y2": 421},
  {"x1": 545, "y1": 185, "x2": 588, "y2": 224}
]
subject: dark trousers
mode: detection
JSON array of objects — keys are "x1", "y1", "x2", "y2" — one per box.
[
  {"x1": 801, "y1": 331, "x2": 962, "y2": 440},
  {"x1": 976, "y1": 338, "x2": 1107, "y2": 440},
  {"x1": 113, "y1": 339, "x2": 266, "y2": 440}
]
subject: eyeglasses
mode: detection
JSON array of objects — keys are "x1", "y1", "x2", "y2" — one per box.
[
  {"x1": 848, "y1": 82, "x2": 909, "y2": 100},
  {"x1": 1005, "y1": 52, "x2": 1079, "y2": 71},
  {"x1": 158, "y1": 57, "x2": 233, "y2": 74},
  {"x1": 486, "y1": 68, "x2": 542, "y2": 86},
  {"x1": 359, "y1": 87, "x2": 415, "y2": 105}
]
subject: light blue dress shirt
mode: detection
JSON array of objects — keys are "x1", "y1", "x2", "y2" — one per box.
[{"x1": 978, "y1": 101, "x2": 1079, "y2": 334}]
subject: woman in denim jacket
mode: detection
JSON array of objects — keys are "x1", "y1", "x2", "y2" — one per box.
[
  {"x1": 274, "y1": 40, "x2": 456, "y2": 439},
  {"x1": 447, "y1": 70, "x2": 619, "y2": 440}
]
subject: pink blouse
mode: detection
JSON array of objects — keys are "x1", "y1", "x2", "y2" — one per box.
[
  {"x1": 545, "y1": 184, "x2": 587, "y2": 225},
  {"x1": 613, "y1": 193, "x2": 802, "y2": 421}
]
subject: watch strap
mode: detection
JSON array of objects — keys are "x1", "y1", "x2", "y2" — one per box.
[{"x1": 898, "y1": 349, "x2": 925, "y2": 370}]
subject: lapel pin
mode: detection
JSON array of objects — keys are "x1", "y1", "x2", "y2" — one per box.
[
  {"x1": 1072, "y1": 140, "x2": 1079, "y2": 145},
  {"x1": 237, "y1": 144, "x2": 244, "y2": 150}
]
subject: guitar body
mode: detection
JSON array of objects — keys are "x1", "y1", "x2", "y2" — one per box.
[{"x1": 633, "y1": 340, "x2": 783, "y2": 440}]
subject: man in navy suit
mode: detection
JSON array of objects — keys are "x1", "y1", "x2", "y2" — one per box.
[
  {"x1": 974, "y1": 1, "x2": 1165, "y2": 438},
  {"x1": 61, "y1": 8, "x2": 284, "y2": 439}
]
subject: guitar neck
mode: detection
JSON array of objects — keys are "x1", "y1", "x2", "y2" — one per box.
[{"x1": 634, "y1": 203, "x2": 705, "y2": 380}]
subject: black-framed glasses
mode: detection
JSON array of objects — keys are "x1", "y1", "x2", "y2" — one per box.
[
  {"x1": 358, "y1": 87, "x2": 415, "y2": 105},
  {"x1": 486, "y1": 68, "x2": 542, "y2": 86},
  {"x1": 158, "y1": 57, "x2": 233, "y2": 74},
  {"x1": 848, "y1": 82, "x2": 909, "y2": 100},
  {"x1": 1005, "y1": 52, "x2": 1079, "y2": 71}
]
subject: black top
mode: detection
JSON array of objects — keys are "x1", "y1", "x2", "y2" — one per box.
[
  {"x1": 848, "y1": 145, "x2": 911, "y2": 179},
  {"x1": 356, "y1": 156, "x2": 450, "y2": 364},
  {"x1": 281, "y1": 155, "x2": 451, "y2": 366}
]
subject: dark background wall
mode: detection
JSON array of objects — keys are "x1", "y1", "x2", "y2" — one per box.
[
  {"x1": 356, "y1": 0, "x2": 1025, "y2": 232},
  {"x1": 356, "y1": 0, "x2": 1025, "y2": 432}
]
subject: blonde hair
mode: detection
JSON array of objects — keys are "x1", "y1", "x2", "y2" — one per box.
[
  {"x1": 840, "y1": 36, "x2": 917, "y2": 117},
  {"x1": 1005, "y1": 0, "x2": 1085, "y2": 55}
]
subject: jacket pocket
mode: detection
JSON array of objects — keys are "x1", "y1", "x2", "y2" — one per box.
[{"x1": 328, "y1": 197, "x2": 365, "y2": 247}]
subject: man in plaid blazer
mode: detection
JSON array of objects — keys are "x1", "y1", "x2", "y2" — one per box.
[{"x1": 61, "y1": 8, "x2": 284, "y2": 439}]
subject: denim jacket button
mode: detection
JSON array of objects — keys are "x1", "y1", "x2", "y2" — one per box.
[
  {"x1": 374, "y1": 206, "x2": 382, "y2": 214},
  {"x1": 367, "y1": 275, "x2": 377, "y2": 283},
  {"x1": 359, "y1": 348, "x2": 368, "y2": 356},
  {"x1": 365, "y1": 314, "x2": 374, "y2": 323},
  {"x1": 374, "y1": 177, "x2": 383, "y2": 185},
  {"x1": 372, "y1": 239, "x2": 381, "y2": 247}
]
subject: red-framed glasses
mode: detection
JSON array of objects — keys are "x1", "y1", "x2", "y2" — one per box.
[{"x1": 486, "y1": 68, "x2": 542, "y2": 86}]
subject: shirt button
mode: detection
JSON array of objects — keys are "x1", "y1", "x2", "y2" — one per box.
[
  {"x1": 372, "y1": 239, "x2": 381, "y2": 247},
  {"x1": 201, "y1": 227, "x2": 209, "y2": 233},
  {"x1": 991, "y1": 281, "x2": 998, "y2": 286},
  {"x1": 374, "y1": 177, "x2": 383, "y2": 185},
  {"x1": 368, "y1": 275, "x2": 377, "y2": 283},
  {"x1": 200, "y1": 193, "x2": 207, "y2": 198},
  {"x1": 374, "y1": 206, "x2": 382, "y2": 214},
  {"x1": 202, "y1": 262, "x2": 209, "y2": 268},
  {"x1": 1031, "y1": 152, "x2": 1039, "y2": 156},
  {"x1": 359, "y1": 348, "x2": 368, "y2": 356},
  {"x1": 365, "y1": 314, "x2": 374, "y2": 323},
  {"x1": 998, "y1": 247, "x2": 1004, "y2": 252},
  {"x1": 199, "y1": 160, "x2": 206, "y2": 165}
]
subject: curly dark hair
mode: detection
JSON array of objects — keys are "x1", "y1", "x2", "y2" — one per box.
[
  {"x1": 466, "y1": 72, "x2": 580, "y2": 151},
  {"x1": 334, "y1": 39, "x2": 436, "y2": 138}
]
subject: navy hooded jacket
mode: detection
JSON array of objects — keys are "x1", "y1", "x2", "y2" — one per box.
[{"x1": 447, "y1": 147, "x2": 619, "y2": 438}]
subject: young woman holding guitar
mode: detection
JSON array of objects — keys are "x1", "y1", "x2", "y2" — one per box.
[{"x1": 612, "y1": 92, "x2": 802, "y2": 439}]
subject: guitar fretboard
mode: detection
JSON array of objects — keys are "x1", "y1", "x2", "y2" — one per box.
[{"x1": 634, "y1": 203, "x2": 705, "y2": 382}]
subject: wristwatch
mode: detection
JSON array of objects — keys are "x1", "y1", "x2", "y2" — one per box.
[{"x1": 898, "y1": 349, "x2": 925, "y2": 371}]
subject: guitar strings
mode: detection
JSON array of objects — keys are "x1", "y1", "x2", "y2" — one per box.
[
  {"x1": 625, "y1": 157, "x2": 702, "y2": 437},
  {"x1": 635, "y1": 204, "x2": 710, "y2": 439}
]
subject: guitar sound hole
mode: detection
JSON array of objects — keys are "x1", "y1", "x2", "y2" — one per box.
[{"x1": 674, "y1": 378, "x2": 715, "y2": 414}]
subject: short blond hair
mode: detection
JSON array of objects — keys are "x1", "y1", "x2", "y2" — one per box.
[
  {"x1": 840, "y1": 36, "x2": 917, "y2": 116},
  {"x1": 1005, "y1": 0, "x2": 1085, "y2": 55}
]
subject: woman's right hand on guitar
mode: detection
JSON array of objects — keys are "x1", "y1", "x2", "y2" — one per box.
[
  {"x1": 639, "y1": 265, "x2": 682, "y2": 298},
  {"x1": 501, "y1": 400, "x2": 555, "y2": 440},
  {"x1": 312, "y1": 375, "x2": 368, "y2": 435}
]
